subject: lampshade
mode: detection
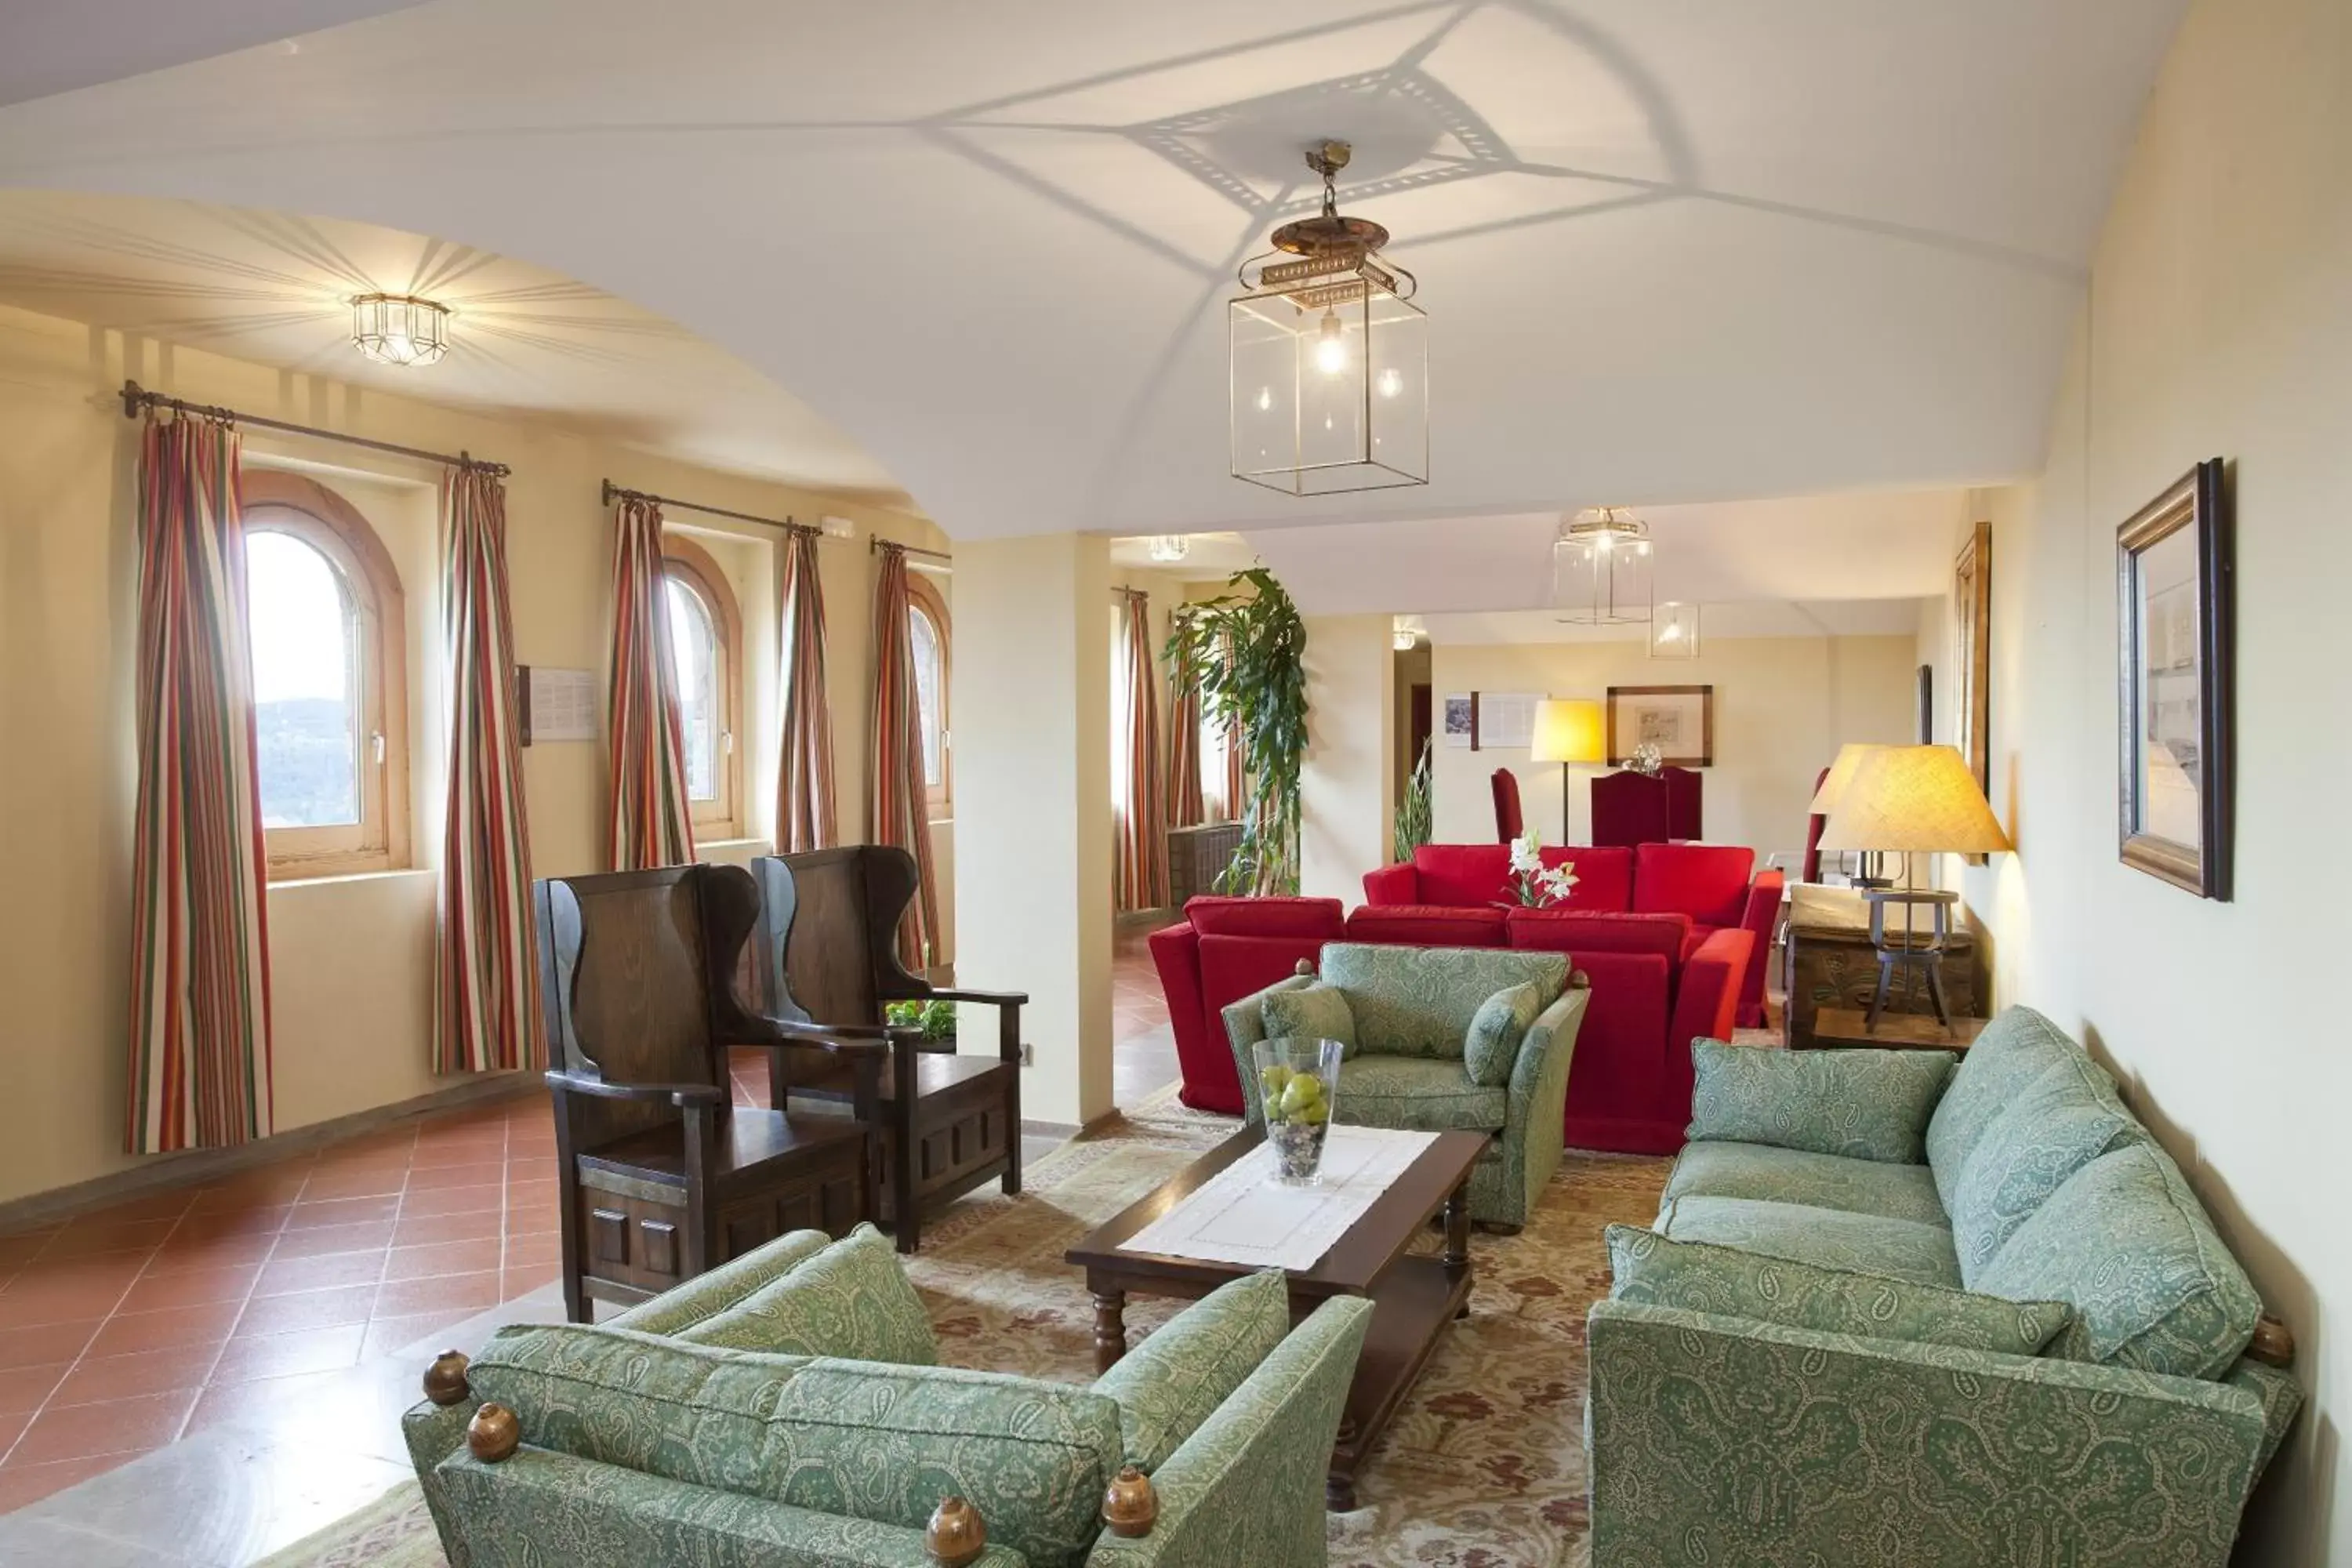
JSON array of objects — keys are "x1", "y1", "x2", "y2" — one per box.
[
  {"x1": 1530, "y1": 699, "x2": 1605, "y2": 764},
  {"x1": 1818, "y1": 744, "x2": 2012, "y2": 854},
  {"x1": 1808, "y1": 742, "x2": 1888, "y2": 816}
]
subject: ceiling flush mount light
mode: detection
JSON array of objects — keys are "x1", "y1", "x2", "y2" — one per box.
[
  {"x1": 1147, "y1": 535, "x2": 1190, "y2": 564},
  {"x1": 1552, "y1": 507, "x2": 1654, "y2": 626},
  {"x1": 1650, "y1": 601, "x2": 1701, "y2": 659},
  {"x1": 350, "y1": 293, "x2": 451, "y2": 367},
  {"x1": 1231, "y1": 140, "x2": 1427, "y2": 497}
]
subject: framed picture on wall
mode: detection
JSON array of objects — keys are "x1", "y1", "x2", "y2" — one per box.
[
  {"x1": 2117, "y1": 459, "x2": 2232, "y2": 899},
  {"x1": 1606, "y1": 684, "x2": 1713, "y2": 767},
  {"x1": 1953, "y1": 520, "x2": 1991, "y2": 793}
]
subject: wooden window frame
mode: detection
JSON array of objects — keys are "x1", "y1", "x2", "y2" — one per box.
[
  {"x1": 660, "y1": 535, "x2": 744, "y2": 839},
  {"x1": 906, "y1": 571, "x2": 952, "y2": 819},
  {"x1": 240, "y1": 470, "x2": 411, "y2": 881}
]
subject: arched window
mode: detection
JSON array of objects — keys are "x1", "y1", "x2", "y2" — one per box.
[
  {"x1": 240, "y1": 471, "x2": 408, "y2": 879},
  {"x1": 660, "y1": 536, "x2": 742, "y2": 837},
  {"x1": 906, "y1": 572, "x2": 950, "y2": 816}
]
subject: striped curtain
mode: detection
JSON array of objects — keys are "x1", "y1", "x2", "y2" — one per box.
[
  {"x1": 775, "y1": 528, "x2": 836, "y2": 852},
  {"x1": 869, "y1": 543, "x2": 939, "y2": 968},
  {"x1": 1222, "y1": 713, "x2": 1247, "y2": 824},
  {"x1": 434, "y1": 467, "x2": 540, "y2": 1075},
  {"x1": 1166, "y1": 677, "x2": 1204, "y2": 829},
  {"x1": 125, "y1": 414, "x2": 274, "y2": 1153},
  {"x1": 1114, "y1": 590, "x2": 1171, "y2": 911},
  {"x1": 607, "y1": 496, "x2": 695, "y2": 869}
]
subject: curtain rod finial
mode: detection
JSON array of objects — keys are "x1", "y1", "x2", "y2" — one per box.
[{"x1": 120, "y1": 379, "x2": 147, "y2": 419}]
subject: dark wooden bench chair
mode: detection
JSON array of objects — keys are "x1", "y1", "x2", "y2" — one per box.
[{"x1": 535, "y1": 862, "x2": 880, "y2": 1320}]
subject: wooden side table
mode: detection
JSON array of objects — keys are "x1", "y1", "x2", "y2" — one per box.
[{"x1": 1807, "y1": 1007, "x2": 1986, "y2": 1051}]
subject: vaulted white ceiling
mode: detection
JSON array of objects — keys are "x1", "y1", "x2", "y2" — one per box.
[{"x1": 0, "y1": 0, "x2": 2185, "y2": 543}]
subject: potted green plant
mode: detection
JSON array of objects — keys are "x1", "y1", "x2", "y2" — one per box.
[
  {"x1": 1393, "y1": 736, "x2": 1434, "y2": 863},
  {"x1": 1166, "y1": 568, "x2": 1309, "y2": 895},
  {"x1": 883, "y1": 996, "x2": 958, "y2": 1046}
]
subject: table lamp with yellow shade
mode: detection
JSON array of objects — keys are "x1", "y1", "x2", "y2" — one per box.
[
  {"x1": 1809, "y1": 742, "x2": 1889, "y2": 884},
  {"x1": 1530, "y1": 698, "x2": 1605, "y2": 844},
  {"x1": 1817, "y1": 744, "x2": 2011, "y2": 1031}
]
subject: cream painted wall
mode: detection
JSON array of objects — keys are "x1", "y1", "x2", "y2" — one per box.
[
  {"x1": 0, "y1": 300, "x2": 949, "y2": 1205},
  {"x1": 952, "y1": 534, "x2": 1113, "y2": 1127},
  {"x1": 1912, "y1": 0, "x2": 2351, "y2": 1552},
  {"x1": 1428, "y1": 635, "x2": 1917, "y2": 857},
  {"x1": 1300, "y1": 615, "x2": 1397, "y2": 904}
]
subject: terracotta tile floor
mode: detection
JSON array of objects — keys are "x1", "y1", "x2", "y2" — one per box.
[
  {"x1": 0, "y1": 1095, "x2": 558, "y2": 1515},
  {"x1": 0, "y1": 918, "x2": 1184, "y2": 1524}
]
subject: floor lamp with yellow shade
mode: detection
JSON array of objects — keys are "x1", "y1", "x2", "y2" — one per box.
[
  {"x1": 1530, "y1": 699, "x2": 1605, "y2": 844},
  {"x1": 1817, "y1": 744, "x2": 2012, "y2": 1029}
]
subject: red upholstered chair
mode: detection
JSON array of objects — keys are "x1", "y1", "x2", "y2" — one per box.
[
  {"x1": 1504, "y1": 910, "x2": 1749, "y2": 1154},
  {"x1": 1590, "y1": 770, "x2": 1671, "y2": 848},
  {"x1": 1802, "y1": 764, "x2": 1831, "y2": 883},
  {"x1": 1342, "y1": 904, "x2": 1509, "y2": 947},
  {"x1": 1490, "y1": 768, "x2": 1524, "y2": 843},
  {"x1": 1631, "y1": 844, "x2": 1784, "y2": 1029},
  {"x1": 1147, "y1": 895, "x2": 1345, "y2": 1115},
  {"x1": 1661, "y1": 766, "x2": 1703, "y2": 839}
]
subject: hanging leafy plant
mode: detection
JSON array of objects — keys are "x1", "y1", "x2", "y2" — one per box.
[
  {"x1": 1167, "y1": 569, "x2": 1309, "y2": 895},
  {"x1": 1393, "y1": 736, "x2": 1434, "y2": 863}
]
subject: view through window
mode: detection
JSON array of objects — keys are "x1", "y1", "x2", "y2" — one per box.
[
  {"x1": 247, "y1": 528, "x2": 361, "y2": 828},
  {"x1": 665, "y1": 573, "x2": 720, "y2": 803}
]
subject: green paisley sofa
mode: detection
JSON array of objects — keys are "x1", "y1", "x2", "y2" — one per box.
[
  {"x1": 1221, "y1": 942, "x2": 1590, "y2": 1229},
  {"x1": 1587, "y1": 1007, "x2": 2302, "y2": 1567},
  {"x1": 404, "y1": 1224, "x2": 1370, "y2": 1568}
]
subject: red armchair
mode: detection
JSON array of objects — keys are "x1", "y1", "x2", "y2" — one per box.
[
  {"x1": 1147, "y1": 895, "x2": 1345, "y2": 1115},
  {"x1": 1363, "y1": 841, "x2": 1782, "y2": 1031},
  {"x1": 1490, "y1": 768, "x2": 1524, "y2": 843}
]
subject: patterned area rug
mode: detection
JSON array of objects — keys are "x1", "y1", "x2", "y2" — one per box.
[{"x1": 265, "y1": 1087, "x2": 1671, "y2": 1568}]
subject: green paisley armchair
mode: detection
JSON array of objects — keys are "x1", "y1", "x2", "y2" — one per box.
[
  {"x1": 404, "y1": 1225, "x2": 1370, "y2": 1568},
  {"x1": 1223, "y1": 942, "x2": 1588, "y2": 1229}
]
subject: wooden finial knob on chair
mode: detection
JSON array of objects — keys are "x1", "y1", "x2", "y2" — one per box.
[
  {"x1": 1102, "y1": 1465, "x2": 1158, "y2": 1538},
  {"x1": 926, "y1": 1496, "x2": 987, "y2": 1566},
  {"x1": 1294, "y1": 959, "x2": 1316, "y2": 978},
  {"x1": 466, "y1": 1402, "x2": 521, "y2": 1462},
  {"x1": 423, "y1": 1349, "x2": 472, "y2": 1406},
  {"x1": 2249, "y1": 1314, "x2": 2296, "y2": 1367}
]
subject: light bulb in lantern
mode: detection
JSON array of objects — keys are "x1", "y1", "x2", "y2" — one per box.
[
  {"x1": 1314, "y1": 310, "x2": 1348, "y2": 376},
  {"x1": 1658, "y1": 622, "x2": 1682, "y2": 643},
  {"x1": 1637, "y1": 539, "x2": 1652, "y2": 557},
  {"x1": 1254, "y1": 386, "x2": 1272, "y2": 412},
  {"x1": 1375, "y1": 366, "x2": 1404, "y2": 399}
]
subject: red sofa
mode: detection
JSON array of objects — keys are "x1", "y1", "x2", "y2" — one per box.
[
  {"x1": 1148, "y1": 889, "x2": 1752, "y2": 1154},
  {"x1": 1361, "y1": 842, "x2": 1782, "y2": 1030}
]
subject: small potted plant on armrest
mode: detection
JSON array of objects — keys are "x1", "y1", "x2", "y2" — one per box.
[{"x1": 883, "y1": 997, "x2": 959, "y2": 1052}]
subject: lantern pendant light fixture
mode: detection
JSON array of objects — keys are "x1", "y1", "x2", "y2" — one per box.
[
  {"x1": 351, "y1": 293, "x2": 452, "y2": 367},
  {"x1": 1230, "y1": 140, "x2": 1428, "y2": 496},
  {"x1": 1552, "y1": 507, "x2": 1654, "y2": 626},
  {"x1": 1146, "y1": 535, "x2": 1191, "y2": 564}
]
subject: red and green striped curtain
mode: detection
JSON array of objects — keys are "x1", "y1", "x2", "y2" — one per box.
[
  {"x1": 776, "y1": 528, "x2": 836, "y2": 852},
  {"x1": 869, "y1": 542, "x2": 939, "y2": 969},
  {"x1": 434, "y1": 466, "x2": 540, "y2": 1074},
  {"x1": 126, "y1": 414, "x2": 274, "y2": 1153},
  {"x1": 1115, "y1": 589, "x2": 1171, "y2": 911},
  {"x1": 607, "y1": 496, "x2": 695, "y2": 870}
]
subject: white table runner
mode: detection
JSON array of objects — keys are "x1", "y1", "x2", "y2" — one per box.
[{"x1": 1123, "y1": 1127, "x2": 1440, "y2": 1272}]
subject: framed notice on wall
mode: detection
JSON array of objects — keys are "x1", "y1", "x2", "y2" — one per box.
[
  {"x1": 1475, "y1": 691, "x2": 1543, "y2": 750},
  {"x1": 1442, "y1": 693, "x2": 1475, "y2": 748},
  {"x1": 516, "y1": 665, "x2": 597, "y2": 746}
]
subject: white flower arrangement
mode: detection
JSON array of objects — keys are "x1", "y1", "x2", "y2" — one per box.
[{"x1": 1505, "y1": 829, "x2": 1581, "y2": 909}]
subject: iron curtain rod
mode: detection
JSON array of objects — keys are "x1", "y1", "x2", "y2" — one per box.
[
  {"x1": 868, "y1": 536, "x2": 952, "y2": 564},
  {"x1": 600, "y1": 478, "x2": 817, "y2": 536},
  {"x1": 119, "y1": 381, "x2": 510, "y2": 477}
]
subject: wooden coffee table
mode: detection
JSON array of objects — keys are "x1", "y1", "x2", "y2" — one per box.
[{"x1": 1065, "y1": 1126, "x2": 1486, "y2": 1510}]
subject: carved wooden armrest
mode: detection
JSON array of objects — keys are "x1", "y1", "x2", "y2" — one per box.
[
  {"x1": 2249, "y1": 1313, "x2": 2296, "y2": 1367},
  {"x1": 927, "y1": 987, "x2": 1029, "y2": 1010},
  {"x1": 1102, "y1": 1465, "x2": 1157, "y2": 1537},
  {"x1": 544, "y1": 1071, "x2": 724, "y2": 1108},
  {"x1": 926, "y1": 1496, "x2": 987, "y2": 1566},
  {"x1": 724, "y1": 1017, "x2": 895, "y2": 1058}
]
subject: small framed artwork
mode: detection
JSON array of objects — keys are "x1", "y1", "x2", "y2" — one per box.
[
  {"x1": 1915, "y1": 663, "x2": 1935, "y2": 744},
  {"x1": 2117, "y1": 459, "x2": 2231, "y2": 899},
  {"x1": 1606, "y1": 684, "x2": 1713, "y2": 767},
  {"x1": 1442, "y1": 693, "x2": 1475, "y2": 749},
  {"x1": 1953, "y1": 521, "x2": 1991, "y2": 793}
]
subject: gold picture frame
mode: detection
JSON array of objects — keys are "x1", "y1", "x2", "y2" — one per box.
[
  {"x1": 1953, "y1": 520, "x2": 1991, "y2": 795},
  {"x1": 2117, "y1": 460, "x2": 2232, "y2": 899}
]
